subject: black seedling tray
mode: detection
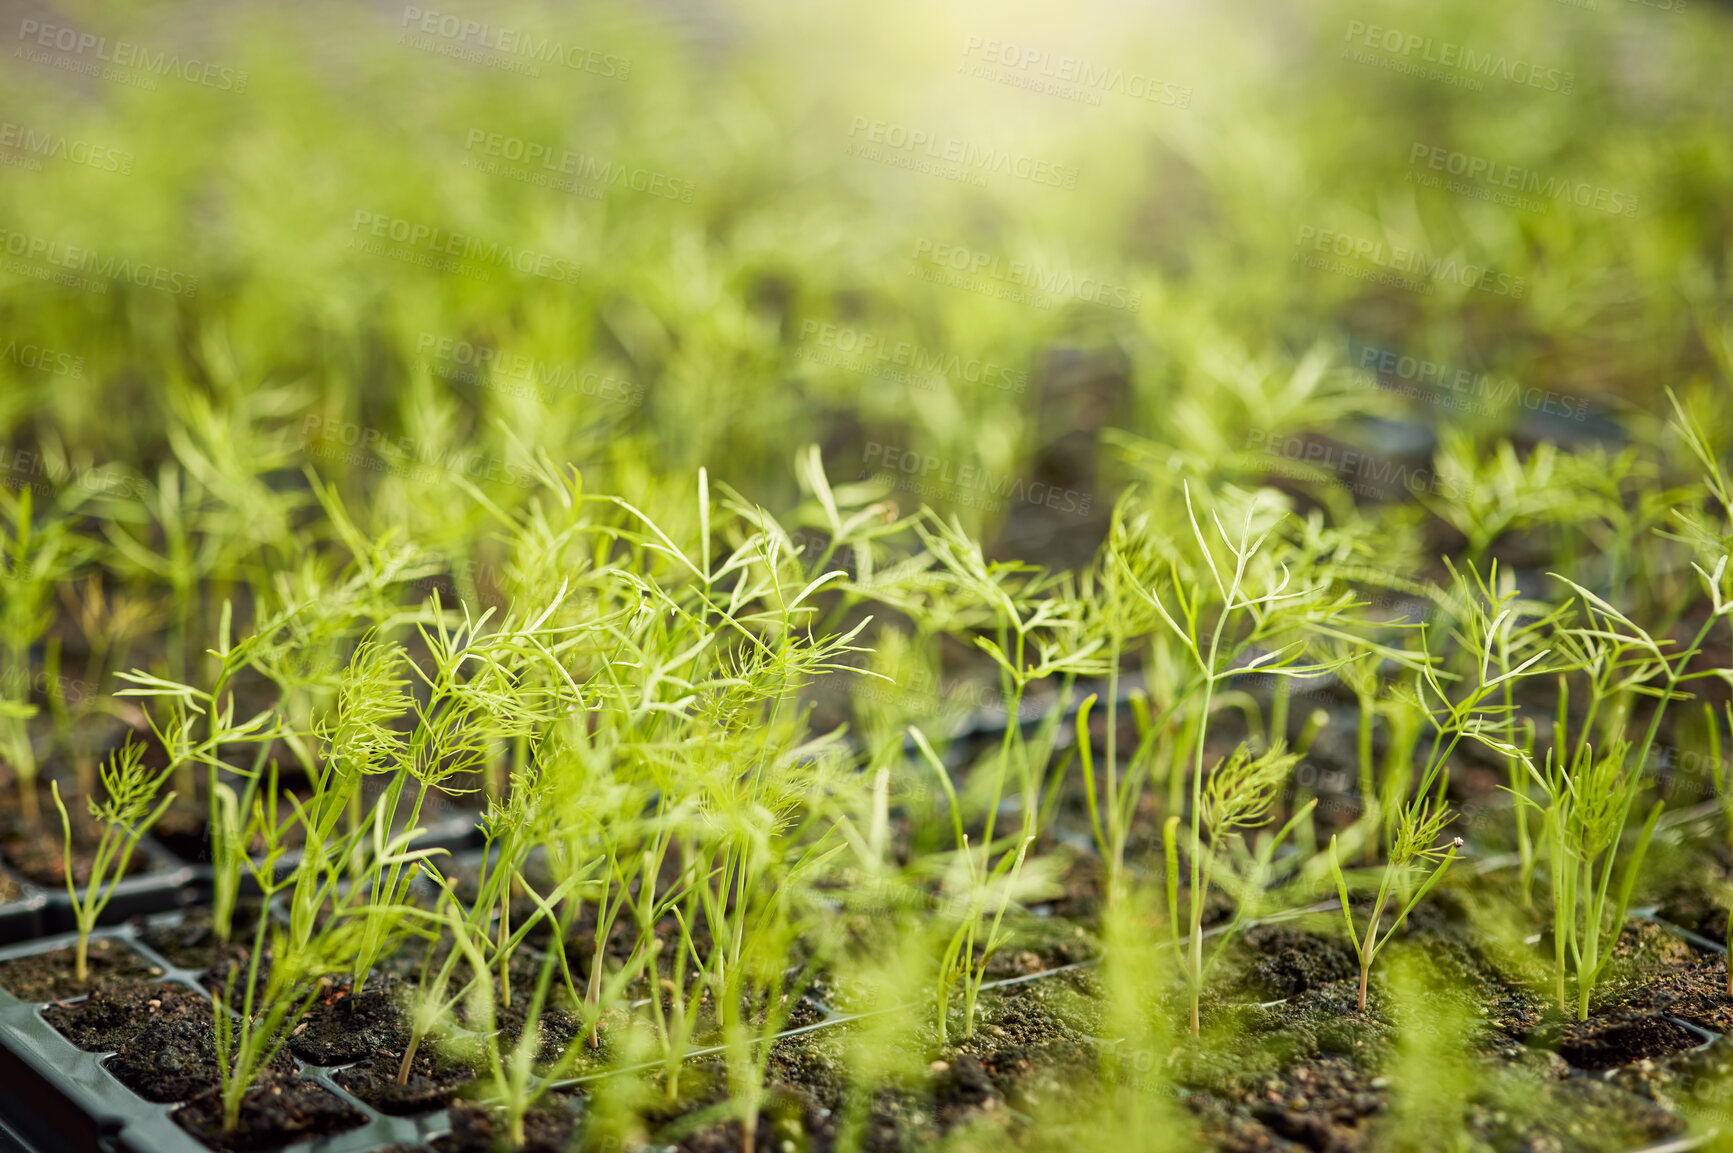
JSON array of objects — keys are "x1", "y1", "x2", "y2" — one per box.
[
  {"x1": 36, "y1": 841, "x2": 198, "y2": 938},
  {"x1": 0, "y1": 919, "x2": 454, "y2": 1153}
]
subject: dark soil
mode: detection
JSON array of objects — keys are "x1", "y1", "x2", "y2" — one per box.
[
  {"x1": 335, "y1": 1048, "x2": 477, "y2": 1115},
  {"x1": 172, "y1": 1072, "x2": 369, "y2": 1152},
  {"x1": 1, "y1": 824, "x2": 153, "y2": 888},
  {"x1": 6, "y1": 933, "x2": 374, "y2": 1152},
  {"x1": 481, "y1": 949, "x2": 585, "y2": 1061},
  {"x1": 1189, "y1": 1054, "x2": 1384, "y2": 1153},
  {"x1": 1591, "y1": 955, "x2": 1733, "y2": 1034},
  {"x1": 134, "y1": 905, "x2": 258, "y2": 977},
  {"x1": 1554, "y1": 1012, "x2": 1701, "y2": 1071},
  {"x1": 102, "y1": 984, "x2": 232, "y2": 1101},
  {"x1": 0, "y1": 936, "x2": 162, "y2": 1002},
  {"x1": 1233, "y1": 924, "x2": 1359, "y2": 1000},
  {"x1": 40, "y1": 974, "x2": 302, "y2": 1104},
  {"x1": 43, "y1": 977, "x2": 204, "y2": 1055},
  {"x1": 287, "y1": 972, "x2": 410, "y2": 1065},
  {"x1": 433, "y1": 1098, "x2": 583, "y2": 1153}
]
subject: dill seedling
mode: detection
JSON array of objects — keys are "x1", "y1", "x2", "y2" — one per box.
[
  {"x1": 1541, "y1": 740, "x2": 1663, "y2": 1019},
  {"x1": 1078, "y1": 494, "x2": 1185, "y2": 904},
  {"x1": 394, "y1": 778, "x2": 567, "y2": 1085},
  {"x1": 0, "y1": 487, "x2": 84, "y2": 827},
  {"x1": 210, "y1": 766, "x2": 373, "y2": 1135},
  {"x1": 1131, "y1": 483, "x2": 1353, "y2": 1034},
  {"x1": 914, "y1": 726, "x2": 1036, "y2": 1046},
  {"x1": 1328, "y1": 814, "x2": 1461, "y2": 1013},
  {"x1": 435, "y1": 902, "x2": 591, "y2": 1150},
  {"x1": 50, "y1": 740, "x2": 175, "y2": 982},
  {"x1": 116, "y1": 599, "x2": 288, "y2": 941},
  {"x1": 1326, "y1": 563, "x2": 1562, "y2": 1010},
  {"x1": 1164, "y1": 741, "x2": 1314, "y2": 1035},
  {"x1": 1534, "y1": 553, "x2": 1733, "y2": 1016}
]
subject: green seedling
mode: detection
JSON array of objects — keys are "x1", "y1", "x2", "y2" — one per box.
[
  {"x1": 51, "y1": 740, "x2": 176, "y2": 982},
  {"x1": 1077, "y1": 494, "x2": 1177, "y2": 904},
  {"x1": 1132, "y1": 483, "x2": 1354, "y2": 1034},
  {"x1": 1164, "y1": 740, "x2": 1313, "y2": 1035},
  {"x1": 1329, "y1": 814, "x2": 1462, "y2": 1013},
  {"x1": 4, "y1": 5, "x2": 1733, "y2": 1145},
  {"x1": 1, "y1": 487, "x2": 84, "y2": 827},
  {"x1": 437, "y1": 904, "x2": 572, "y2": 1150},
  {"x1": 1534, "y1": 551, "x2": 1733, "y2": 1016},
  {"x1": 117, "y1": 597, "x2": 293, "y2": 940},
  {"x1": 393, "y1": 781, "x2": 574, "y2": 1086},
  {"x1": 1542, "y1": 740, "x2": 1664, "y2": 1020},
  {"x1": 211, "y1": 766, "x2": 365, "y2": 1135},
  {"x1": 911, "y1": 512, "x2": 1105, "y2": 848},
  {"x1": 911, "y1": 726, "x2": 1038, "y2": 1046}
]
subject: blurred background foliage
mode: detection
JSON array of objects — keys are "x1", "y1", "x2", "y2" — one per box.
[{"x1": 0, "y1": 0, "x2": 1729, "y2": 572}]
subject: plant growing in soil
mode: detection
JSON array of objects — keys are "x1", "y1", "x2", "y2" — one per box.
[
  {"x1": 50, "y1": 739, "x2": 175, "y2": 982},
  {"x1": 1696, "y1": 703, "x2": 1733, "y2": 993},
  {"x1": 1538, "y1": 556, "x2": 1733, "y2": 1016},
  {"x1": 1328, "y1": 816, "x2": 1461, "y2": 1013},
  {"x1": 1313, "y1": 560, "x2": 1564, "y2": 1011},
  {"x1": 1541, "y1": 739, "x2": 1664, "y2": 1020},
  {"x1": 395, "y1": 784, "x2": 562, "y2": 1087},
  {"x1": 1132, "y1": 485, "x2": 1352, "y2": 1034},
  {"x1": 6, "y1": 6, "x2": 1733, "y2": 1147},
  {"x1": 914, "y1": 726, "x2": 1034, "y2": 1045},
  {"x1": 1078, "y1": 495, "x2": 1177, "y2": 904},
  {"x1": 98, "y1": 460, "x2": 265, "y2": 688},
  {"x1": 436, "y1": 904, "x2": 578, "y2": 1150},
  {"x1": 914, "y1": 511, "x2": 1104, "y2": 842},
  {"x1": 1165, "y1": 740, "x2": 1312, "y2": 1034},
  {"x1": 209, "y1": 765, "x2": 382, "y2": 1134},
  {"x1": 0, "y1": 487, "x2": 84, "y2": 828}
]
